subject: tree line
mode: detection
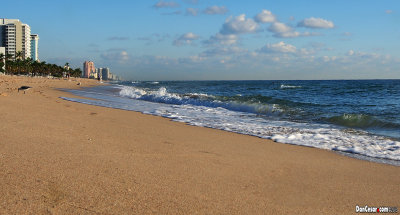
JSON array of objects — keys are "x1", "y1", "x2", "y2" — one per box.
[{"x1": 0, "y1": 51, "x2": 82, "y2": 77}]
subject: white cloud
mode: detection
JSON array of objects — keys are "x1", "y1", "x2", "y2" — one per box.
[
  {"x1": 267, "y1": 22, "x2": 298, "y2": 38},
  {"x1": 186, "y1": 8, "x2": 198, "y2": 16},
  {"x1": 259, "y1": 41, "x2": 297, "y2": 53},
  {"x1": 153, "y1": 0, "x2": 180, "y2": 8},
  {"x1": 268, "y1": 22, "x2": 319, "y2": 38},
  {"x1": 321, "y1": 56, "x2": 336, "y2": 62},
  {"x1": 297, "y1": 17, "x2": 334, "y2": 29},
  {"x1": 201, "y1": 46, "x2": 246, "y2": 57},
  {"x1": 254, "y1": 9, "x2": 276, "y2": 23},
  {"x1": 345, "y1": 50, "x2": 379, "y2": 59},
  {"x1": 220, "y1": 14, "x2": 258, "y2": 35},
  {"x1": 203, "y1": 6, "x2": 228, "y2": 15},
  {"x1": 173, "y1": 32, "x2": 199, "y2": 46},
  {"x1": 277, "y1": 31, "x2": 301, "y2": 38},
  {"x1": 268, "y1": 22, "x2": 292, "y2": 33},
  {"x1": 101, "y1": 50, "x2": 129, "y2": 63},
  {"x1": 204, "y1": 33, "x2": 239, "y2": 46}
]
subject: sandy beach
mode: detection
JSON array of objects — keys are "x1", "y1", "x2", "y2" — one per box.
[{"x1": 0, "y1": 75, "x2": 399, "y2": 214}]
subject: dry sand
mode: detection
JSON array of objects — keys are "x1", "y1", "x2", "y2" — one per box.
[{"x1": 0, "y1": 75, "x2": 399, "y2": 214}]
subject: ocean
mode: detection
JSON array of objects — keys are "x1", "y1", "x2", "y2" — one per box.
[{"x1": 61, "y1": 80, "x2": 400, "y2": 165}]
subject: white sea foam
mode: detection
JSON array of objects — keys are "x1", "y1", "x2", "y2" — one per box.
[
  {"x1": 119, "y1": 86, "x2": 283, "y2": 116},
  {"x1": 61, "y1": 86, "x2": 400, "y2": 163},
  {"x1": 280, "y1": 84, "x2": 302, "y2": 89}
]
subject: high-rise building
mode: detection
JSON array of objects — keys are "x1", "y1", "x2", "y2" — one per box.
[
  {"x1": 83, "y1": 61, "x2": 95, "y2": 78},
  {"x1": 98, "y1": 67, "x2": 110, "y2": 80},
  {"x1": 30, "y1": 34, "x2": 39, "y2": 61},
  {"x1": 21, "y1": 24, "x2": 30, "y2": 59},
  {"x1": 0, "y1": 19, "x2": 33, "y2": 59},
  {"x1": 96, "y1": 67, "x2": 121, "y2": 81}
]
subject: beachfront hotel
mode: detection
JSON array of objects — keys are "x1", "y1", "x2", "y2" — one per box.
[
  {"x1": 83, "y1": 61, "x2": 96, "y2": 78},
  {"x1": 30, "y1": 34, "x2": 39, "y2": 61},
  {"x1": 0, "y1": 19, "x2": 36, "y2": 59},
  {"x1": 21, "y1": 24, "x2": 30, "y2": 59}
]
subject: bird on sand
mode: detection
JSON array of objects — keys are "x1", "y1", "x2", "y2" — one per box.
[{"x1": 18, "y1": 86, "x2": 32, "y2": 94}]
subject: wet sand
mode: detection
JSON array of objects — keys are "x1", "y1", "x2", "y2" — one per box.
[{"x1": 0, "y1": 75, "x2": 399, "y2": 214}]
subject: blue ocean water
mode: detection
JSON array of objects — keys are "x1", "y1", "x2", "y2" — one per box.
[{"x1": 61, "y1": 80, "x2": 400, "y2": 165}]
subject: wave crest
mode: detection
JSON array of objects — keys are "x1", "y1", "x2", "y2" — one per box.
[
  {"x1": 280, "y1": 84, "x2": 302, "y2": 89},
  {"x1": 328, "y1": 114, "x2": 400, "y2": 129},
  {"x1": 119, "y1": 86, "x2": 284, "y2": 116}
]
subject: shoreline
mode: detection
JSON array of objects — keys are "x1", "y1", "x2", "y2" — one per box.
[
  {"x1": 1, "y1": 75, "x2": 399, "y2": 214},
  {"x1": 63, "y1": 82, "x2": 400, "y2": 166}
]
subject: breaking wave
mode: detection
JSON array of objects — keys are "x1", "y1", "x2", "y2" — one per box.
[
  {"x1": 119, "y1": 86, "x2": 285, "y2": 116},
  {"x1": 327, "y1": 114, "x2": 400, "y2": 129}
]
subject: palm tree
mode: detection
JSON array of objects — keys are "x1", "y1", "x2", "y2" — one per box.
[
  {"x1": 64, "y1": 62, "x2": 70, "y2": 78},
  {"x1": 72, "y1": 68, "x2": 82, "y2": 77},
  {"x1": 14, "y1": 51, "x2": 24, "y2": 75},
  {"x1": 22, "y1": 58, "x2": 32, "y2": 75},
  {"x1": 40, "y1": 61, "x2": 48, "y2": 76},
  {"x1": 5, "y1": 53, "x2": 13, "y2": 62},
  {"x1": 5, "y1": 60, "x2": 14, "y2": 75},
  {"x1": 0, "y1": 53, "x2": 5, "y2": 73},
  {"x1": 31, "y1": 60, "x2": 39, "y2": 76},
  {"x1": 15, "y1": 51, "x2": 23, "y2": 60},
  {"x1": 4, "y1": 53, "x2": 13, "y2": 74}
]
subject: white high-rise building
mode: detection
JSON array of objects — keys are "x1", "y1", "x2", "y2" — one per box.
[
  {"x1": 22, "y1": 24, "x2": 31, "y2": 59},
  {"x1": 0, "y1": 19, "x2": 34, "y2": 59},
  {"x1": 30, "y1": 34, "x2": 39, "y2": 61}
]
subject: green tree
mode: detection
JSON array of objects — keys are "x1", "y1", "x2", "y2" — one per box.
[
  {"x1": 15, "y1": 51, "x2": 23, "y2": 60},
  {"x1": 71, "y1": 68, "x2": 82, "y2": 77},
  {"x1": 0, "y1": 53, "x2": 5, "y2": 73},
  {"x1": 4, "y1": 53, "x2": 13, "y2": 74}
]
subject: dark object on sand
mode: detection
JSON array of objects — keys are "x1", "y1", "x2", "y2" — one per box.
[{"x1": 18, "y1": 86, "x2": 32, "y2": 94}]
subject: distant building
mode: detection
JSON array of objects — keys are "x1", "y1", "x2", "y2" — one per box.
[
  {"x1": 83, "y1": 61, "x2": 96, "y2": 78},
  {"x1": 95, "y1": 67, "x2": 121, "y2": 81},
  {"x1": 30, "y1": 34, "x2": 39, "y2": 61},
  {"x1": 97, "y1": 67, "x2": 110, "y2": 80},
  {"x1": 0, "y1": 19, "x2": 32, "y2": 59}
]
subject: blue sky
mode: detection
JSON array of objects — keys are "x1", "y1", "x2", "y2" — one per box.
[{"x1": 2, "y1": 0, "x2": 399, "y2": 80}]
